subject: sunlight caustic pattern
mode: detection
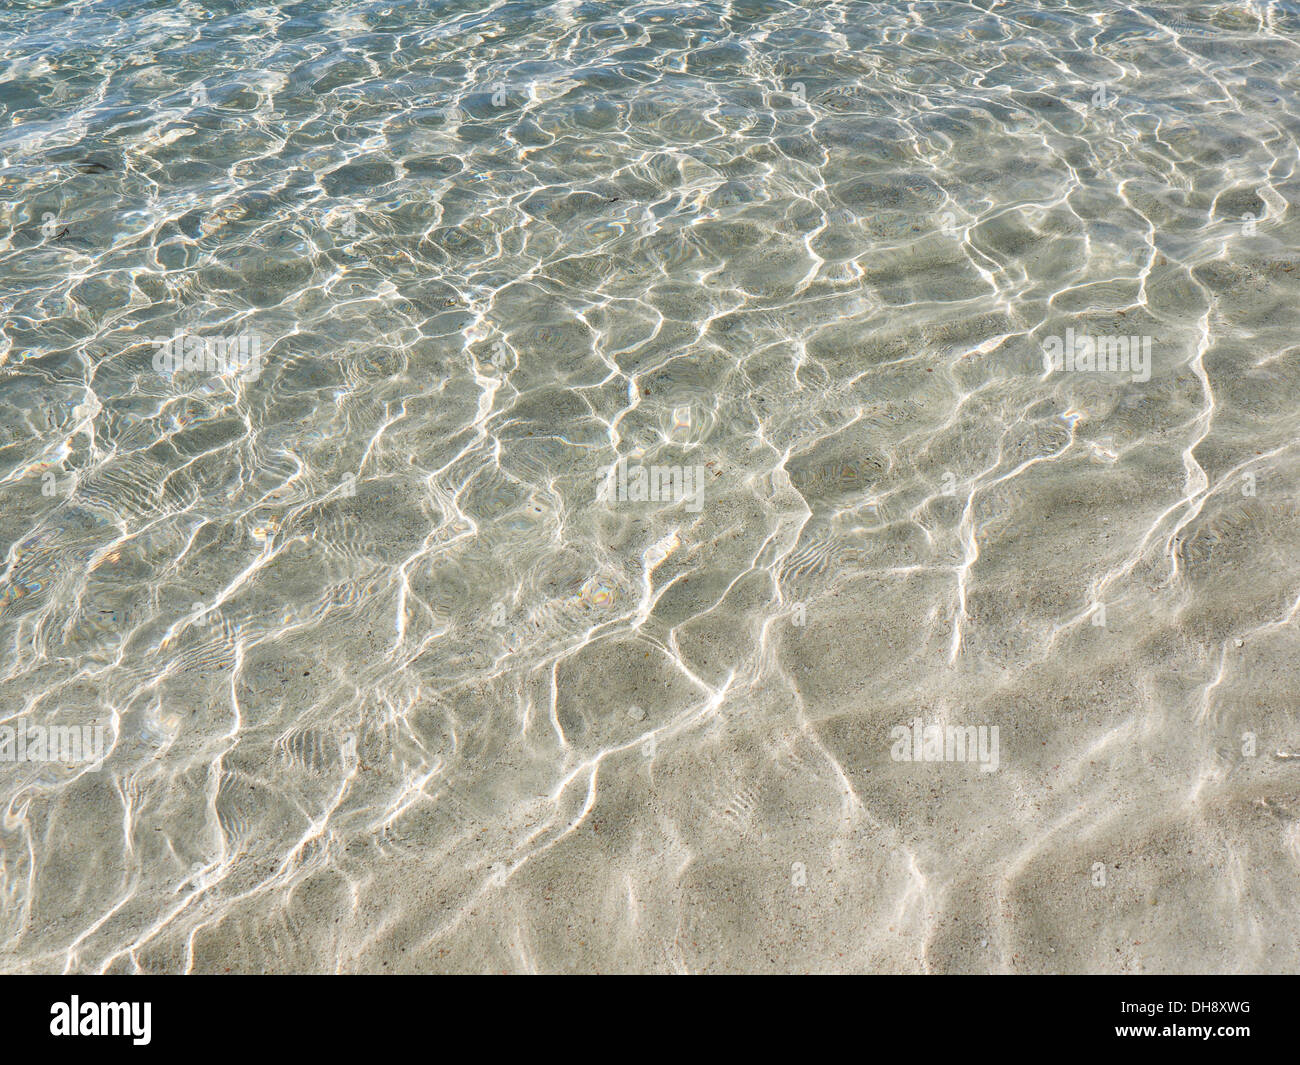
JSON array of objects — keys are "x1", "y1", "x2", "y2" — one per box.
[{"x1": 1, "y1": 0, "x2": 1299, "y2": 972}]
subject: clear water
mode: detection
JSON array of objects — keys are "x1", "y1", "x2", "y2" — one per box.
[{"x1": 2, "y1": 0, "x2": 1300, "y2": 972}]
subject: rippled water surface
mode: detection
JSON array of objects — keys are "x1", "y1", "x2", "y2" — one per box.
[{"x1": 3, "y1": 0, "x2": 1300, "y2": 973}]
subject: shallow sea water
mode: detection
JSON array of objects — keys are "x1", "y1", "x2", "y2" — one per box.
[{"x1": 2, "y1": 0, "x2": 1300, "y2": 972}]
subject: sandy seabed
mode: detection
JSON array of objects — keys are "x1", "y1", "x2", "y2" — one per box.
[{"x1": 3, "y1": 0, "x2": 1300, "y2": 973}]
